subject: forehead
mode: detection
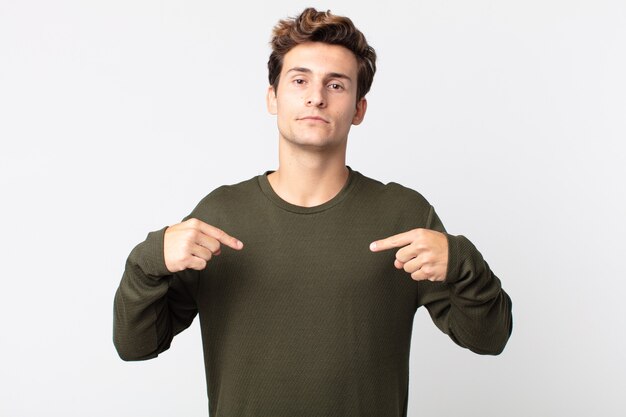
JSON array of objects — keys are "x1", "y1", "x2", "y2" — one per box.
[{"x1": 281, "y1": 42, "x2": 358, "y2": 78}]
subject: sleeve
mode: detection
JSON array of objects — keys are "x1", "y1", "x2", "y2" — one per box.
[
  {"x1": 113, "y1": 226, "x2": 199, "y2": 361},
  {"x1": 416, "y1": 206, "x2": 513, "y2": 355}
]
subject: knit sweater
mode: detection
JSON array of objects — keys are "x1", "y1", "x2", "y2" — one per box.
[{"x1": 113, "y1": 166, "x2": 513, "y2": 417}]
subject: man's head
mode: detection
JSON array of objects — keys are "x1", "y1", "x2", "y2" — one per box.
[{"x1": 268, "y1": 8, "x2": 376, "y2": 102}]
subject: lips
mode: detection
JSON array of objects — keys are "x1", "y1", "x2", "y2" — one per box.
[{"x1": 298, "y1": 116, "x2": 329, "y2": 123}]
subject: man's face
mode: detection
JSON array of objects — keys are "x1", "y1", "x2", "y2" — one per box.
[{"x1": 266, "y1": 42, "x2": 367, "y2": 151}]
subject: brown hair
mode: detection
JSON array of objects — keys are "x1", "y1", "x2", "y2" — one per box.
[{"x1": 268, "y1": 8, "x2": 377, "y2": 101}]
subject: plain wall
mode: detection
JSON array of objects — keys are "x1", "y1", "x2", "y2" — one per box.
[{"x1": 1, "y1": 0, "x2": 624, "y2": 415}]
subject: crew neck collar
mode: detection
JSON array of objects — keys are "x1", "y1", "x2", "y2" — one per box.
[{"x1": 257, "y1": 166, "x2": 360, "y2": 214}]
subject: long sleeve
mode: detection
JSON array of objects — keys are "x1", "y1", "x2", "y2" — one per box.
[
  {"x1": 113, "y1": 226, "x2": 199, "y2": 361},
  {"x1": 417, "y1": 206, "x2": 513, "y2": 355}
]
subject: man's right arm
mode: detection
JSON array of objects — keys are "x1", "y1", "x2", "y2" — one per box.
[{"x1": 113, "y1": 219, "x2": 243, "y2": 361}]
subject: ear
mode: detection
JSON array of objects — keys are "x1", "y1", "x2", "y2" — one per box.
[
  {"x1": 352, "y1": 97, "x2": 367, "y2": 125},
  {"x1": 266, "y1": 85, "x2": 278, "y2": 115}
]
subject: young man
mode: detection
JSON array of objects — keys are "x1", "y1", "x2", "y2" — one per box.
[{"x1": 114, "y1": 8, "x2": 512, "y2": 417}]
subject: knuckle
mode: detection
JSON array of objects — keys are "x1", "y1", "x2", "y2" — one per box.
[
  {"x1": 189, "y1": 230, "x2": 201, "y2": 241},
  {"x1": 182, "y1": 240, "x2": 193, "y2": 251},
  {"x1": 195, "y1": 259, "x2": 207, "y2": 270}
]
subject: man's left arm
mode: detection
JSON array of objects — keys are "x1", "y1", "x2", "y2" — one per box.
[{"x1": 370, "y1": 205, "x2": 513, "y2": 355}]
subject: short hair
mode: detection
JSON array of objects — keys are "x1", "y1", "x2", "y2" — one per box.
[{"x1": 268, "y1": 8, "x2": 377, "y2": 101}]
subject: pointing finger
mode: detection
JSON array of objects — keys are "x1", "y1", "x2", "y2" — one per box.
[
  {"x1": 190, "y1": 218, "x2": 244, "y2": 250},
  {"x1": 369, "y1": 230, "x2": 414, "y2": 252},
  {"x1": 208, "y1": 227, "x2": 243, "y2": 250}
]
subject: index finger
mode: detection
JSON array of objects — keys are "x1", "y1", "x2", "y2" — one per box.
[
  {"x1": 191, "y1": 218, "x2": 244, "y2": 250},
  {"x1": 369, "y1": 231, "x2": 413, "y2": 252}
]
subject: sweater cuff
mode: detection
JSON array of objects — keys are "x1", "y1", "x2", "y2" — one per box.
[
  {"x1": 443, "y1": 233, "x2": 463, "y2": 284},
  {"x1": 134, "y1": 226, "x2": 172, "y2": 279}
]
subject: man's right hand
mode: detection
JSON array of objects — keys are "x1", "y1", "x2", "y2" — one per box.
[{"x1": 163, "y1": 218, "x2": 244, "y2": 273}]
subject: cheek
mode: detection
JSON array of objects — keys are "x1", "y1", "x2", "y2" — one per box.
[
  {"x1": 276, "y1": 96, "x2": 299, "y2": 114},
  {"x1": 336, "y1": 107, "x2": 357, "y2": 126}
]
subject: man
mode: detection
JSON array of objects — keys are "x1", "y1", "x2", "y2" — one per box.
[{"x1": 113, "y1": 7, "x2": 512, "y2": 417}]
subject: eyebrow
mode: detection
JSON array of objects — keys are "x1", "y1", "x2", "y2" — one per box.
[{"x1": 286, "y1": 67, "x2": 353, "y2": 82}]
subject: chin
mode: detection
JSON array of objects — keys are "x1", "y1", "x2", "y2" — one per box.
[
  {"x1": 279, "y1": 129, "x2": 345, "y2": 150},
  {"x1": 292, "y1": 136, "x2": 341, "y2": 147}
]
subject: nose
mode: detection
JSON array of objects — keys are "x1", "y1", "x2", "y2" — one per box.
[{"x1": 306, "y1": 83, "x2": 326, "y2": 107}]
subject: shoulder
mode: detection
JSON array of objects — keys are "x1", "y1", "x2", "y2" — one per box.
[
  {"x1": 202, "y1": 176, "x2": 258, "y2": 204},
  {"x1": 352, "y1": 171, "x2": 434, "y2": 228},
  {"x1": 356, "y1": 171, "x2": 432, "y2": 210},
  {"x1": 184, "y1": 175, "x2": 261, "y2": 222}
]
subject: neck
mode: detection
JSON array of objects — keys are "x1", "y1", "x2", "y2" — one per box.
[{"x1": 267, "y1": 139, "x2": 349, "y2": 207}]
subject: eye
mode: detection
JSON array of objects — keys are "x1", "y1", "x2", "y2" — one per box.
[
  {"x1": 328, "y1": 83, "x2": 344, "y2": 90},
  {"x1": 293, "y1": 78, "x2": 306, "y2": 85}
]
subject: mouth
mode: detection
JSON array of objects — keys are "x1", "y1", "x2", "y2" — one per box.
[{"x1": 298, "y1": 116, "x2": 329, "y2": 123}]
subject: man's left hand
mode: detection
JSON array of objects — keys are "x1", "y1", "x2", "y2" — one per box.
[{"x1": 369, "y1": 229, "x2": 449, "y2": 282}]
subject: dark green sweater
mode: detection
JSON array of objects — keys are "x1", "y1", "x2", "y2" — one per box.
[{"x1": 113, "y1": 166, "x2": 512, "y2": 417}]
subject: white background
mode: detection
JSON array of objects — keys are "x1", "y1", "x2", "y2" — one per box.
[{"x1": 1, "y1": 0, "x2": 625, "y2": 416}]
